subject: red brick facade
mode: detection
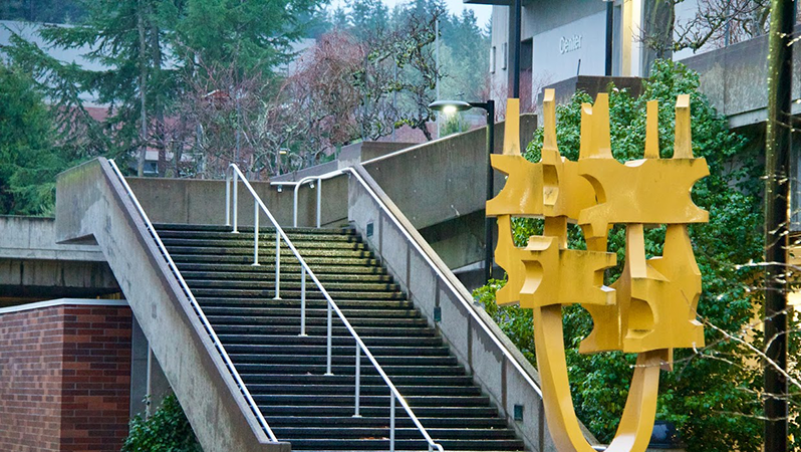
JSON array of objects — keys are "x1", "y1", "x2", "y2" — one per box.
[{"x1": 0, "y1": 303, "x2": 132, "y2": 452}]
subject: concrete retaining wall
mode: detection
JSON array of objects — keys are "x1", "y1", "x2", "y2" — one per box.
[{"x1": 126, "y1": 175, "x2": 348, "y2": 229}]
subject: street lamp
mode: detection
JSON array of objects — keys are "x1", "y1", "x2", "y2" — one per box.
[{"x1": 429, "y1": 99, "x2": 496, "y2": 285}]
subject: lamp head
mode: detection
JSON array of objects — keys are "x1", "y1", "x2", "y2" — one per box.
[{"x1": 428, "y1": 100, "x2": 472, "y2": 114}]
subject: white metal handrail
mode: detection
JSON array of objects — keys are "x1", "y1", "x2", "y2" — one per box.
[
  {"x1": 106, "y1": 159, "x2": 279, "y2": 442},
  {"x1": 276, "y1": 171, "x2": 347, "y2": 228},
  {"x1": 293, "y1": 165, "x2": 544, "y2": 398},
  {"x1": 226, "y1": 164, "x2": 444, "y2": 452}
]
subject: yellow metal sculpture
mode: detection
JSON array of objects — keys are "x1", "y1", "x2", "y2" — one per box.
[{"x1": 489, "y1": 90, "x2": 707, "y2": 452}]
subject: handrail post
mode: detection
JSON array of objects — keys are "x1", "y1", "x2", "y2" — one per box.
[
  {"x1": 325, "y1": 300, "x2": 333, "y2": 376},
  {"x1": 354, "y1": 344, "x2": 361, "y2": 417},
  {"x1": 232, "y1": 170, "x2": 239, "y2": 233},
  {"x1": 316, "y1": 178, "x2": 322, "y2": 228},
  {"x1": 252, "y1": 200, "x2": 260, "y2": 266},
  {"x1": 225, "y1": 170, "x2": 231, "y2": 226},
  {"x1": 293, "y1": 184, "x2": 300, "y2": 227},
  {"x1": 390, "y1": 394, "x2": 396, "y2": 452},
  {"x1": 299, "y1": 269, "x2": 307, "y2": 336},
  {"x1": 274, "y1": 231, "x2": 281, "y2": 299}
]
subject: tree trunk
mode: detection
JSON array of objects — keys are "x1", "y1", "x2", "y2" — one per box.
[
  {"x1": 136, "y1": 0, "x2": 148, "y2": 177},
  {"x1": 764, "y1": 0, "x2": 793, "y2": 450},
  {"x1": 149, "y1": 18, "x2": 166, "y2": 176}
]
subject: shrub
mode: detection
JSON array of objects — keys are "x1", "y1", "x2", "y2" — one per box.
[{"x1": 122, "y1": 394, "x2": 202, "y2": 452}]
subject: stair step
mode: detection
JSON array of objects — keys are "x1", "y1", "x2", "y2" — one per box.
[
  {"x1": 209, "y1": 315, "x2": 427, "y2": 328},
  {"x1": 203, "y1": 307, "x2": 420, "y2": 319},
  {"x1": 253, "y1": 394, "x2": 489, "y2": 408},
  {"x1": 193, "y1": 288, "x2": 404, "y2": 300},
  {"x1": 165, "y1": 246, "x2": 374, "y2": 259},
  {"x1": 177, "y1": 263, "x2": 387, "y2": 275},
  {"x1": 235, "y1": 363, "x2": 464, "y2": 376},
  {"x1": 265, "y1": 416, "x2": 509, "y2": 429},
  {"x1": 259, "y1": 406, "x2": 500, "y2": 418},
  {"x1": 219, "y1": 335, "x2": 443, "y2": 347},
  {"x1": 182, "y1": 271, "x2": 394, "y2": 283},
  {"x1": 229, "y1": 354, "x2": 458, "y2": 367},
  {"x1": 187, "y1": 280, "x2": 400, "y2": 292},
  {"x1": 272, "y1": 427, "x2": 517, "y2": 440},
  {"x1": 170, "y1": 254, "x2": 379, "y2": 266},
  {"x1": 247, "y1": 384, "x2": 480, "y2": 396},
  {"x1": 282, "y1": 438, "x2": 525, "y2": 450},
  {"x1": 212, "y1": 325, "x2": 435, "y2": 337},
  {"x1": 154, "y1": 223, "x2": 355, "y2": 235},
  {"x1": 223, "y1": 344, "x2": 447, "y2": 356},
  {"x1": 199, "y1": 298, "x2": 412, "y2": 310},
  {"x1": 240, "y1": 374, "x2": 474, "y2": 387},
  {"x1": 161, "y1": 237, "x2": 369, "y2": 250}
]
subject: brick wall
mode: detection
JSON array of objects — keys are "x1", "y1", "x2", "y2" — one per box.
[
  {"x1": 0, "y1": 303, "x2": 132, "y2": 452},
  {"x1": 60, "y1": 305, "x2": 132, "y2": 452},
  {"x1": 0, "y1": 307, "x2": 65, "y2": 452}
]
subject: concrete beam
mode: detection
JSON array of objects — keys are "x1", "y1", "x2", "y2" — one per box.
[
  {"x1": 0, "y1": 216, "x2": 104, "y2": 261},
  {"x1": 56, "y1": 158, "x2": 289, "y2": 452}
]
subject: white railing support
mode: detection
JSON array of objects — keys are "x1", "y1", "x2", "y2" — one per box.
[
  {"x1": 354, "y1": 344, "x2": 362, "y2": 417},
  {"x1": 252, "y1": 200, "x2": 260, "y2": 266},
  {"x1": 232, "y1": 170, "x2": 239, "y2": 233},
  {"x1": 299, "y1": 269, "x2": 307, "y2": 336},
  {"x1": 273, "y1": 232, "x2": 281, "y2": 300},
  {"x1": 225, "y1": 172, "x2": 231, "y2": 226},
  {"x1": 316, "y1": 180, "x2": 322, "y2": 228},
  {"x1": 325, "y1": 300, "x2": 333, "y2": 376},
  {"x1": 390, "y1": 395, "x2": 396, "y2": 452}
]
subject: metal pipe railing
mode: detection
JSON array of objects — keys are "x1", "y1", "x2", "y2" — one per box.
[
  {"x1": 226, "y1": 164, "x2": 444, "y2": 452},
  {"x1": 107, "y1": 160, "x2": 278, "y2": 442},
  {"x1": 285, "y1": 165, "x2": 543, "y2": 398},
  {"x1": 290, "y1": 172, "x2": 345, "y2": 227}
]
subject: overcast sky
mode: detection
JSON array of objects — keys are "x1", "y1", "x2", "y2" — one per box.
[{"x1": 329, "y1": 0, "x2": 493, "y2": 30}]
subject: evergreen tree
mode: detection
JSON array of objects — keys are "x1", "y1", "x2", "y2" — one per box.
[
  {"x1": 0, "y1": 64, "x2": 70, "y2": 215},
  {"x1": 171, "y1": 0, "x2": 323, "y2": 75},
  {"x1": 350, "y1": 0, "x2": 390, "y2": 41}
]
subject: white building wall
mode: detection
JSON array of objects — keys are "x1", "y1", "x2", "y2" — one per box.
[{"x1": 531, "y1": 10, "x2": 607, "y2": 85}]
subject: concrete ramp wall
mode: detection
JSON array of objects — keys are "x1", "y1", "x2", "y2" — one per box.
[
  {"x1": 347, "y1": 164, "x2": 601, "y2": 452},
  {"x1": 55, "y1": 158, "x2": 289, "y2": 452}
]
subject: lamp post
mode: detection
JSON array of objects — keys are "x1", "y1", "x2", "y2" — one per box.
[{"x1": 429, "y1": 99, "x2": 496, "y2": 285}]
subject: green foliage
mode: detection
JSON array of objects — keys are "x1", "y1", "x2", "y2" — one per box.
[
  {"x1": 0, "y1": 64, "x2": 70, "y2": 215},
  {"x1": 475, "y1": 60, "x2": 775, "y2": 451},
  {"x1": 122, "y1": 395, "x2": 202, "y2": 452}
]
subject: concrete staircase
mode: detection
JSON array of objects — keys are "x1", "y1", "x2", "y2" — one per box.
[{"x1": 155, "y1": 223, "x2": 527, "y2": 452}]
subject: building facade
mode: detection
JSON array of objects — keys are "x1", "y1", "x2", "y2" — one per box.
[{"x1": 481, "y1": 0, "x2": 710, "y2": 108}]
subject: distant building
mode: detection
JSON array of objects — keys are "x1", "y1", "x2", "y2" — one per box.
[{"x1": 471, "y1": 0, "x2": 713, "y2": 108}]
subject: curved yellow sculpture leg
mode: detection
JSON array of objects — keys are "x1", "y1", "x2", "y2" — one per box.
[{"x1": 533, "y1": 304, "x2": 664, "y2": 452}]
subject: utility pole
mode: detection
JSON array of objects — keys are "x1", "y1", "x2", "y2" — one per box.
[{"x1": 764, "y1": 1, "x2": 792, "y2": 450}]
